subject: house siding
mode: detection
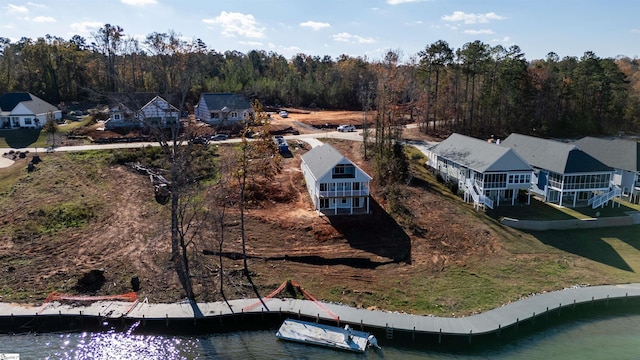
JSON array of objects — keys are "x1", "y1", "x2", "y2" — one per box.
[{"x1": 301, "y1": 144, "x2": 372, "y2": 216}]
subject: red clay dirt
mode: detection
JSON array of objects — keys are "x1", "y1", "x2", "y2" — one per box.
[{"x1": 0, "y1": 110, "x2": 500, "y2": 312}]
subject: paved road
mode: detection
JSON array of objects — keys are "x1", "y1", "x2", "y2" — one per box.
[{"x1": 0, "y1": 129, "x2": 371, "y2": 168}]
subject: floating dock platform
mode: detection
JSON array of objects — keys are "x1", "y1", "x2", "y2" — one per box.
[{"x1": 276, "y1": 318, "x2": 372, "y2": 353}]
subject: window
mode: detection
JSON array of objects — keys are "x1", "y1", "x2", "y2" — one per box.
[
  {"x1": 320, "y1": 199, "x2": 329, "y2": 208},
  {"x1": 341, "y1": 198, "x2": 347, "y2": 204},
  {"x1": 231, "y1": 112, "x2": 238, "y2": 118},
  {"x1": 113, "y1": 114, "x2": 121, "y2": 121},
  {"x1": 508, "y1": 173, "x2": 531, "y2": 185},
  {"x1": 483, "y1": 173, "x2": 506, "y2": 189},
  {"x1": 319, "y1": 183, "x2": 327, "y2": 191},
  {"x1": 332, "y1": 164, "x2": 355, "y2": 178},
  {"x1": 354, "y1": 198, "x2": 361, "y2": 207},
  {"x1": 24, "y1": 118, "x2": 32, "y2": 125}
]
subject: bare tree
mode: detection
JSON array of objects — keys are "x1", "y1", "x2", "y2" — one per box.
[{"x1": 43, "y1": 111, "x2": 58, "y2": 149}]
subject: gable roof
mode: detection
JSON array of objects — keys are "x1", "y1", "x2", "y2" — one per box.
[
  {"x1": 500, "y1": 133, "x2": 612, "y2": 174},
  {"x1": 108, "y1": 92, "x2": 181, "y2": 112},
  {"x1": 0, "y1": 92, "x2": 58, "y2": 114},
  {"x1": 141, "y1": 95, "x2": 179, "y2": 112},
  {"x1": 301, "y1": 143, "x2": 371, "y2": 180},
  {"x1": 199, "y1": 93, "x2": 251, "y2": 111},
  {"x1": 573, "y1": 137, "x2": 640, "y2": 173},
  {"x1": 428, "y1": 133, "x2": 532, "y2": 173}
]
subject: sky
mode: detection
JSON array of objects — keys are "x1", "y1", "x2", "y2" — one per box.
[{"x1": 2, "y1": 0, "x2": 640, "y2": 62}]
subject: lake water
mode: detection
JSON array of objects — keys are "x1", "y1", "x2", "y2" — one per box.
[{"x1": 2, "y1": 314, "x2": 640, "y2": 359}]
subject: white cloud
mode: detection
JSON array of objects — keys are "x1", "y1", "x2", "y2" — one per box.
[
  {"x1": 239, "y1": 40, "x2": 263, "y2": 47},
  {"x1": 300, "y1": 21, "x2": 330, "y2": 31},
  {"x1": 202, "y1": 11, "x2": 265, "y2": 38},
  {"x1": 27, "y1": 2, "x2": 47, "y2": 8},
  {"x1": 442, "y1": 11, "x2": 504, "y2": 24},
  {"x1": 32, "y1": 16, "x2": 55, "y2": 23},
  {"x1": 492, "y1": 36, "x2": 512, "y2": 44},
  {"x1": 69, "y1": 21, "x2": 104, "y2": 36},
  {"x1": 333, "y1": 32, "x2": 375, "y2": 44},
  {"x1": 464, "y1": 29, "x2": 494, "y2": 35},
  {"x1": 121, "y1": 0, "x2": 157, "y2": 5},
  {"x1": 387, "y1": 0, "x2": 427, "y2": 4},
  {"x1": 6, "y1": 4, "x2": 28, "y2": 13}
]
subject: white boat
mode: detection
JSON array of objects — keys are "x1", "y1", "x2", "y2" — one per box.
[{"x1": 276, "y1": 318, "x2": 380, "y2": 353}]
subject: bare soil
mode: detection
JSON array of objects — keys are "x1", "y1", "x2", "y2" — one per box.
[{"x1": 0, "y1": 110, "x2": 500, "y2": 313}]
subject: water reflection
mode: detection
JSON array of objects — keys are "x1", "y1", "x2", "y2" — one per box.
[{"x1": 2, "y1": 315, "x2": 640, "y2": 359}]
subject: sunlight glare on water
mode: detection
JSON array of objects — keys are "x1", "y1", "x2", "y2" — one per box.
[{"x1": 9, "y1": 330, "x2": 200, "y2": 360}]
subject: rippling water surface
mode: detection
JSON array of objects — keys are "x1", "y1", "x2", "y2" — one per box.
[{"x1": 2, "y1": 315, "x2": 640, "y2": 359}]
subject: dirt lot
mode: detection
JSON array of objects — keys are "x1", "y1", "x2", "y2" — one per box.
[{"x1": 0, "y1": 110, "x2": 500, "y2": 314}]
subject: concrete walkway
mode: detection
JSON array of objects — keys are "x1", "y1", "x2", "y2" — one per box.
[{"x1": 2, "y1": 283, "x2": 640, "y2": 337}]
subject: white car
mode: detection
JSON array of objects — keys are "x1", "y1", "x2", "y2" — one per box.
[
  {"x1": 337, "y1": 125, "x2": 356, "y2": 132},
  {"x1": 279, "y1": 110, "x2": 288, "y2": 118}
]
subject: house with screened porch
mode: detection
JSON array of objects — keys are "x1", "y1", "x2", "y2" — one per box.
[
  {"x1": 500, "y1": 133, "x2": 617, "y2": 208},
  {"x1": 301, "y1": 144, "x2": 371, "y2": 216},
  {"x1": 572, "y1": 136, "x2": 640, "y2": 204},
  {"x1": 425, "y1": 133, "x2": 533, "y2": 209}
]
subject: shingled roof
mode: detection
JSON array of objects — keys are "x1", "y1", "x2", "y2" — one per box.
[
  {"x1": 428, "y1": 133, "x2": 532, "y2": 173},
  {"x1": 200, "y1": 93, "x2": 251, "y2": 111},
  {"x1": 301, "y1": 144, "x2": 347, "y2": 180},
  {"x1": 500, "y1": 133, "x2": 612, "y2": 174},
  {"x1": 0, "y1": 92, "x2": 59, "y2": 114},
  {"x1": 573, "y1": 137, "x2": 640, "y2": 173}
]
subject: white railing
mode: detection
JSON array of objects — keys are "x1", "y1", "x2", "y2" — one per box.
[
  {"x1": 590, "y1": 187, "x2": 622, "y2": 209},
  {"x1": 319, "y1": 189, "x2": 369, "y2": 198},
  {"x1": 465, "y1": 179, "x2": 494, "y2": 209},
  {"x1": 466, "y1": 179, "x2": 480, "y2": 204}
]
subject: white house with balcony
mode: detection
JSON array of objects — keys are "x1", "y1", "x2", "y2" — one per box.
[
  {"x1": 301, "y1": 144, "x2": 372, "y2": 216},
  {"x1": 573, "y1": 136, "x2": 640, "y2": 204},
  {"x1": 501, "y1": 133, "x2": 616, "y2": 208},
  {"x1": 425, "y1": 133, "x2": 534, "y2": 209}
]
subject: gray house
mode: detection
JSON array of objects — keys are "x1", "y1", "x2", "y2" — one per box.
[
  {"x1": 501, "y1": 133, "x2": 616, "y2": 208},
  {"x1": 0, "y1": 92, "x2": 62, "y2": 129},
  {"x1": 425, "y1": 133, "x2": 533, "y2": 209},
  {"x1": 301, "y1": 144, "x2": 372, "y2": 216},
  {"x1": 573, "y1": 137, "x2": 640, "y2": 204},
  {"x1": 194, "y1": 93, "x2": 253, "y2": 125}
]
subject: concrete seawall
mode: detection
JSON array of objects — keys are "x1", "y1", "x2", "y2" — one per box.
[
  {"x1": 2, "y1": 283, "x2": 640, "y2": 346},
  {"x1": 501, "y1": 215, "x2": 637, "y2": 231}
]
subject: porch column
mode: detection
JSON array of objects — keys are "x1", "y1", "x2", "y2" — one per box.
[
  {"x1": 512, "y1": 189, "x2": 515, "y2": 205},
  {"x1": 572, "y1": 192, "x2": 577, "y2": 207},
  {"x1": 559, "y1": 191, "x2": 563, "y2": 207},
  {"x1": 367, "y1": 196, "x2": 370, "y2": 214}
]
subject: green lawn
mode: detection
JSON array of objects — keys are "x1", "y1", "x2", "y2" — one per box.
[{"x1": 0, "y1": 117, "x2": 92, "y2": 149}]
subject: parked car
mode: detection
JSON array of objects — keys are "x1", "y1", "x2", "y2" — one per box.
[
  {"x1": 191, "y1": 136, "x2": 208, "y2": 144},
  {"x1": 337, "y1": 124, "x2": 356, "y2": 132},
  {"x1": 210, "y1": 134, "x2": 229, "y2": 141},
  {"x1": 279, "y1": 110, "x2": 289, "y2": 118}
]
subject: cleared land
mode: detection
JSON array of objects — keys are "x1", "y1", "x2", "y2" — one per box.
[{"x1": 1, "y1": 111, "x2": 640, "y2": 317}]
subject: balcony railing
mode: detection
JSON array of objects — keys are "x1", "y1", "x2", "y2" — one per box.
[{"x1": 319, "y1": 189, "x2": 369, "y2": 198}]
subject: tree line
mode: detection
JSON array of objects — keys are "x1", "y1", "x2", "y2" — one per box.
[{"x1": 1, "y1": 25, "x2": 640, "y2": 138}]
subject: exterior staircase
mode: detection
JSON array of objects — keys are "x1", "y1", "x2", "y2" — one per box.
[{"x1": 588, "y1": 186, "x2": 621, "y2": 209}]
